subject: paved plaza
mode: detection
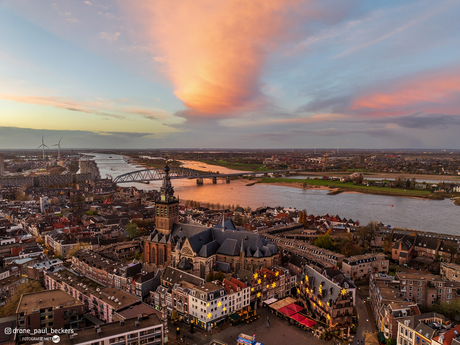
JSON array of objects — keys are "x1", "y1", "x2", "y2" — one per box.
[{"x1": 167, "y1": 306, "x2": 331, "y2": 345}]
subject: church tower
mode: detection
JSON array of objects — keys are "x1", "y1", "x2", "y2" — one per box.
[{"x1": 155, "y1": 162, "x2": 179, "y2": 234}]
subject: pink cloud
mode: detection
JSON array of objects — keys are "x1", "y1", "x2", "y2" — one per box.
[
  {"x1": 122, "y1": 0, "x2": 307, "y2": 117},
  {"x1": 352, "y1": 69, "x2": 460, "y2": 116}
]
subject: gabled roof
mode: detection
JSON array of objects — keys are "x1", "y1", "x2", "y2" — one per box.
[
  {"x1": 217, "y1": 238, "x2": 240, "y2": 256},
  {"x1": 162, "y1": 266, "x2": 205, "y2": 286},
  {"x1": 198, "y1": 240, "x2": 220, "y2": 258},
  {"x1": 253, "y1": 247, "x2": 263, "y2": 258}
]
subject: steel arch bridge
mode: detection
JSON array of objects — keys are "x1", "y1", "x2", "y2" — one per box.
[
  {"x1": 113, "y1": 167, "x2": 204, "y2": 183},
  {"x1": 113, "y1": 167, "x2": 301, "y2": 183}
]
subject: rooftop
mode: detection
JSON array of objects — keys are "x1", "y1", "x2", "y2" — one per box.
[
  {"x1": 59, "y1": 314, "x2": 162, "y2": 345},
  {"x1": 98, "y1": 287, "x2": 140, "y2": 309},
  {"x1": 17, "y1": 290, "x2": 84, "y2": 315}
]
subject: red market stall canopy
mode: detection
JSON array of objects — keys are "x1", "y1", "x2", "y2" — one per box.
[
  {"x1": 299, "y1": 318, "x2": 316, "y2": 327},
  {"x1": 278, "y1": 306, "x2": 297, "y2": 316}
]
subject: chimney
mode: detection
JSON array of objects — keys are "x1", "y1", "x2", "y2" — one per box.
[
  {"x1": 120, "y1": 320, "x2": 125, "y2": 326},
  {"x1": 135, "y1": 321, "x2": 139, "y2": 328},
  {"x1": 137, "y1": 314, "x2": 143, "y2": 321}
]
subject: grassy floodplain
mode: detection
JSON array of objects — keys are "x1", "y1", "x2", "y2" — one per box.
[
  {"x1": 257, "y1": 177, "x2": 453, "y2": 200},
  {"x1": 198, "y1": 160, "x2": 272, "y2": 172}
]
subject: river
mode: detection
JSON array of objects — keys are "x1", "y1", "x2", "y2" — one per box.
[{"x1": 88, "y1": 153, "x2": 460, "y2": 235}]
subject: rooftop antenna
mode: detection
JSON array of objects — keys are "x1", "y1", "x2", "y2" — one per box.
[
  {"x1": 53, "y1": 137, "x2": 62, "y2": 158},
  {"x1": 37, "y1": 136, "x2": 49, "y2": 160}
]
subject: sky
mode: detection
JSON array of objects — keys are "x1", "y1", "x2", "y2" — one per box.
[{"x1": 1, "y1": 0, "x2": 460, "y2": 149}]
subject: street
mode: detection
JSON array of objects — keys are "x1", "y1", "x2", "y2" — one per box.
[{"x1": 353, "y1": 288, "x2": 376, "y2": 345}]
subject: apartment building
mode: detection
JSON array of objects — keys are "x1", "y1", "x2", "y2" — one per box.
[
  {"x1": 16, "y1": 290, "x2": 85, "y2": 342},
  {"x1": 45, "y1": 268, "x2": 141, "y2": 323},
  {"x1": 71, "y1": 249, "x2": 158, "y2": 298},
  {"x1": 440, "y1": 262, "x2": 460, "y2": 282},
  {"x1": 222, "y1": 278, "x2": 250, "y2": 314},
  {"x1": 249, "y1": 266, "x2": 295, "y2": 303},
  {"x1": 397, "y1": 312, "x2": 450, "y2": 345},
  {"x1": 59, "y1": 314, "x2": 164, "y2": 345},
  {"x1": 369, "y1": 273, "x2": 420, "y2": 340},
  {"x1": 188, "y1": 282, "x2": 229, "y2": 331},
  {"x1": 396, "y1": 272, "x2": 460, "y2": 309},
  {"x1": 342, "y1": 253, "x2": 389, "y2": 280},
  {"x1": 299, "y1": 265, "x2": 354, "y2": 329}
]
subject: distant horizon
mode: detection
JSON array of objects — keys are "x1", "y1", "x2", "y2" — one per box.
[
  {"x1": 2, "y1": 1, "x2": 460, "y2": 149},
  {"x1": 2, "y1": 147, "x2": 460, "y2": 153}
]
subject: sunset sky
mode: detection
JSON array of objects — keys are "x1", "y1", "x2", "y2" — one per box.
[{"x1": 1, "y1": 0, "x2": 460, "y2": 149}]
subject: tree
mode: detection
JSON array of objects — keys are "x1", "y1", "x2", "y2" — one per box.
[
  {"x1": 314, "y1": 235, "x2": 333, "y2": 250},
  {"x1": 0, "y1": 280, "x2": 45, "y2": 317},
  {"x1": 382, "y1": 234, "x2": 393, "y2": 253},
  {"x1": 68, "y1": 242, "x2": 90, "y2": 257},
  {"x1": 215, "y1": 271, "x2": 225, "y2": 281},
  {"x1": 125, "y1": 222, "x2": 140, "y2": 239},
  {"x1": 432, "y1": 298, "x2": 460, "y2": 320},
  {"x1": 386, "y1": 339, "x2": 396, "y2": 345},
  {"x1": 341, "y1": 242, "x2": 364, "y2": 257},
  {"x1": 206, "y1": 272, "x2": 215, "y2": 282},
  {"x1": 356, "y1": 221, "x2": 379, "y2": 247}
]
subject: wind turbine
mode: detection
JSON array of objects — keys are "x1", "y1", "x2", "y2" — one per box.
[
  {"x1": 37, "y1": 136, "x2": 49, "y2": 160},
  {"x1": 53, "y1": 137, "x2": 62, "y2": 158}
]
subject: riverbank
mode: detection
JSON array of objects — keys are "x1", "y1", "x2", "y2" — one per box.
[
  {"x1": 292, "y1": 171, "x2": 460, "y2": 182},
  {"x1": 255, "y1": 177, "x2": 457, "y2": 201}
]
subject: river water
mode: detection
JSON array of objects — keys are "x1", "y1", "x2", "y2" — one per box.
[{"x1": 89, "y1": 153, "x2": 460, "y2": 235}]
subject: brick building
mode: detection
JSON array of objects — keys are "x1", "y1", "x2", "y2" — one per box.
[
  {"x1": 342, "y1": 253, "x2": 389, "y2": 280},
  {"x1": 16, "y1": 290, "x2": 85, "y2": 342}
]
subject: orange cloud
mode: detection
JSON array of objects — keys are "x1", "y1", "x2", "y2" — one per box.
[
  {"x1": 124, "y1": 0, "x2": 303, "y2": 116},
  {"x1": 352, "y1": 71, "x2": 460, "y2": 116}
]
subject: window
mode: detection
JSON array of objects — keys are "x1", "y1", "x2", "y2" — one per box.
[
  {"x1": 409, "y1": 281, "x2": 413, "y2": 285},
  {"x1": 416, "y1": 336, "x2": 420, "y2": 344},
  {"x1": 418, "y1": 281, "x2": 422, "y2": 286}
]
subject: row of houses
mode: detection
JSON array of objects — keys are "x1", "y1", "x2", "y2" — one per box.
[{"x1": 370, "y1": 271, "x2": 460, "y2": 341}]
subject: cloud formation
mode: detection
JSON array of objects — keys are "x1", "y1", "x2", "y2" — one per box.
[
  {"x1": 352, "y1": 69, "x2": 460, "y2": 116},
  {"x1": 125, "y1": 0, "x2": 306, "y2": 117}
]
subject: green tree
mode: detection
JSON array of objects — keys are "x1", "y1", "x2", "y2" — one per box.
[
  {"x1": 314, "y1": 235, "x2": 333, "y2": 250},
  {"x1": 386, "y1": 338, "x2": 396, "y2": 345}
]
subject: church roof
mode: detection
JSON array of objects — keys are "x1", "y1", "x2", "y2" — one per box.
[
  {"x1": 217, "y1": 238, "x2": 240, "y2": 256},
  {"x1": 198, "y1": 240, "x2": 220, "y2": 258},
  {"x1": 253, "y1": 247, "x2": 264, "y2": 258},
  {"x1": 177, "y1": 257, "x2": 192, "y2": 270}
]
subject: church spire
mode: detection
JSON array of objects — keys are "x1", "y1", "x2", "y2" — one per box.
[
  {"x1": 160, "y1": 160, "x2": 176, "y2": 203},
  {"x1": 221, "y1": 209, "x2": 225, "y2": 231}
]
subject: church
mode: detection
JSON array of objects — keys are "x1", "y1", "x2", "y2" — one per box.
[{"x1": 144, "y1": 162, "x2": 279, "y2": 279}]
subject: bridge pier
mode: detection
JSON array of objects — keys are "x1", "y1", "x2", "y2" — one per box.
[
  {"x1": 226, "y1": 177, "x2": 230, "y2": 184},
  {"x1": 212, "y1": 177, "x2": 217, "y2": 184},
  {"x1": 196, "y1": 178, "x2": 203, "y2": 185}
]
